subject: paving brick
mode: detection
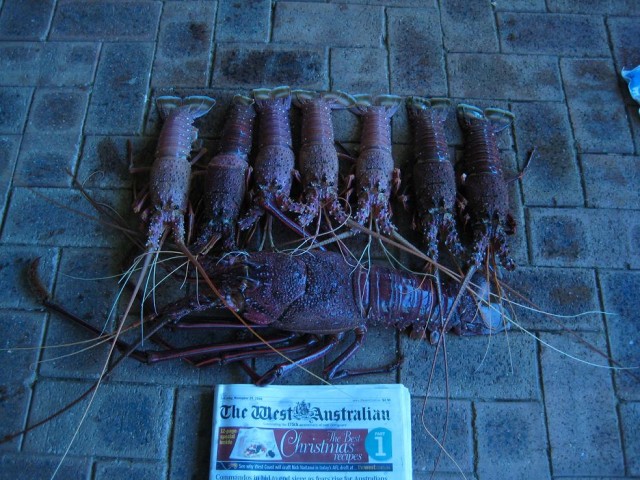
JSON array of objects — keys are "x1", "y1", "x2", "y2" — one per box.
[
  {"x1": 169, "y1": 388, "x2": 213, "y2": 480},
  {"x1": 630, "y1": 216, "x2": 640, "y2": 269},
  {"x1": 400, "y1": 332, "x2": 539, "y2": 400},
  {"x1": 414, "y1": 474, "x2": 477, "y2": 480},
  {"x1": 0, "y1": 42, "x2": 42, "y2": 85},
  {"x1": 0, "y1": 311, "x2": 46, "y2": 451},
  {"x1": 599, "y1": 271, "x2": 640, "y2": 401},
  {"x1": 550, "y1": 0, "x2": 640, "y2": 15},
  {"x1": 540, "y1": 332, "x2": 623, "y2": 476},
  {"x1": 50, "y1": 0, "x2": 161, "y2": 41},
  {"x1": 273, "y1": 2, "x2": 383, "y2": 47},
  {"x1": 388, "y1": 9, "x2": 446, "y2": 96},
  {"x1": 77, "y1": 136, "x2": 155, "y2": 188},
  {"x1": 411, "y1": 398, "x2": 473, "y2": 474},
  {"x1": 0, "y1": 42, "x2": 99, "y2": 87},
  {"x1": 216, "y1": 0, "x2": 269, "y2": 42},
  {"x1": 13, "y1": 133, "x2": 81, "y2": 187},
  {"x1": 38, "y1": 42, "x2": 100, "y2": 87},
  {"x1": 476, "y1": 401, "x2": 550, "y2": 479},
  {"x1": 0, "y1": 0, "x2": 55, "y2": 40},
  {"x1": 213, "y1": 44, "x2": 327, "y2": 89},
  {"x1": 609, "y1": 16, "x2": 640, "y2": 72},
  {"x1": 2, "y1": 187, "x2": 128, "y2": 247},
  {"x1": 503, "y1": 266, "x2": 601, "y2": 332},
  {"x1": 330, "y1": 47, "x2": 389, "y2": 93},
  {"x1": 0, "y1": 134, "x2": 20, "y2": 216},
  {"x1": 511, "y1": 102, "x2": 582, "y2": 207},
  {"x1": 440, "y1": 0, "x2": 499, "y2": 53},
  {"x1": 498, "y1": 13, "x2": 609, "y2": 56},
  {"x1": 448, "y1": 54, "x2": 562, "y2": 101},
  {"x1": 26, "y1": 88, "x2": 89, "y2": 134},
  {"x1": 24, "y1": 379, "x2": 174, "y2": 458},
  {"x1": 620, "y1": 402, "x2": 640, "y2": 475},
  {"x1": 494, "y1": 0, "x2": 546, "y2": 11},
  {"x1": 94, "y1": 460, "x2": 167, "y2": 480},
  {"x1": 0, "y1": 87, "x2": 31, "y2": 134},
  {"x1": 0, "y1": 454, "x2": 91, "y2": 480},
  {"x1": 85, "y1": 42, "x2": 154, "y2": 135},
  {"x1": 561, "y1": 58, "x2": 633, "y2": 154},
  {"x1": 582, "y1": 154, "x2": 640, "y2": 209},
  {"x1": 528, "y1": 208, "x2": 633, "y2": 268},
  {"x1": 152, "y1": 2, "x2": 216, "y2": 88}
]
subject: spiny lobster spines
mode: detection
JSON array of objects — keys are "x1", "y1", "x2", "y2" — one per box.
[
  {"x1": 196, "y1": 95, "x2": 256, "y2": 252},
  {"x1": 292, "y1": 90, "x2": 355, "y2": 227},
  {"x1": 457, "y1": 104, "x2": 516, "y2": 270},
  {"x1": 350, "y1": 94, "x2": 403, "y2": 235},
  {"x1": 239, "y1": 86, "x2": 299, "y2": 230},
  {"x1": 148, "y1": 95, "x2": 216, "y2": 250},
  {"x1": 406, "y1": 97, "x2": 461, "y2": 260}
]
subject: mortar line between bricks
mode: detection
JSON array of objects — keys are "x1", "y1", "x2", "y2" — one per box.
[
  {"x1": 594, "y1": 268, "x2": 629, "y2": 476},
  {"x1": 491, "y1": 2, "x2": 503, "y2": 54},
  {"x1": 206, "y1": 3, "x2": 219, "y2": 87},
  {"x1": 535, "y1": 334, "x2": 554, "y2": 479},
  {"x1": 268, "y1": 1, "x2": 276, "y2": 43},
  {"x1": 383, "y1": 7, "x2": 391, "y2": 94},
  {"x1": 43, "y1": 0, "x2": 58, "y2": 41},
  {"x1": 146, "y1": 2, "x2": 164, "y2": 120},
  {"x1": 471, "y1": 400, "x2": 479, "y2": 478},
  {"x1": 165, "y1": 386, "x2": 178, "y2": 480}
]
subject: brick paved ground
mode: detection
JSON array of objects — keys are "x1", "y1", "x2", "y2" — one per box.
[{"x1": 0, "y1": 1, "x2": 639, "y2": 479}]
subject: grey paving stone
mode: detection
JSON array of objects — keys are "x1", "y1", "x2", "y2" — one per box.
[
  {"x1": 476, "y1": 401, "x2": 550, "y2": 480},
  {"x1": 2, "y1": 187, "x2": 128, "y2": 247},
  {"x1": 609, "y1": 16, "x2": 640, "y2": 72},
  {"x1": 50, "y1": 0, "x2": 161, "y2": 41},
  {"x1": 330, "y1": 47, "x2": 389, "y2": 93},
  {"x1": 0, "y1": 134, "x2": 19, "y2": 216},
  {"x1": 630, "y1": 215, "x2": 640, "y2": 269},
  {"x1": 599, "y1": 271, "x2": 640, "y2": 401},
  {"x1": 152, "y1": 2, "x2": 217, "y2": 88},
  {"x1": 24, "y1": 379, "x2": 174, "y2": 459},
  {"x1": 94, "y1": 460, "x2": 167, "y2": 480},
  {"x1": 440, "y1": 0, "x2": 499, "y2": 53},
  {"x1": 0, "y1": 87, "x2": 31, "y2": 134},
  {"x1": 502, "y1": 266, "x2": 602, "y2": 332},
  {"x1": 77, "y1": 135, "x2": 155, "y2": 189},
  {"x1": 620, "y1": 402, "x2": 640, "y2": 475},
  {"x1": 411, "y1": 398, "x2": 473, "y2": 474},
  {"x1": 13, "y1": 133, "x2": 81, "y2": 187},
  {"x1": 38, "y1": 42, "x2": 100, "y2": 87},
  {"x1": 0, "y1": 245, "x2": 58, "y2": 310},
  {"x1": 169, "y1": 388, "x2": 213, "y2": 480},
  {"x1": 400, "y1": 332, "x2": 540, "y2": 400},
  {"x1": 540, "y1": 332, "x2": 623, "y2": 476},
  {"x1": 0, "y1": 311, "x2": 46, "y2": 451},
  {"x1": 561, "y1": 58, "x2": 633, "y2": 154},
  {"x1": 413, "y1": 474, "x2": 478, "y2": 480},
  {"x1": 273, "y1": 2, "x2": 383, "y2": 47},
  {"x1": 528, "y1": 208, "x2": 633, "y2": 268},
  {"x1": 498, "y1": 12, "x2": 609, "y2": 56},
  {"x1": 0, "y1": 42, "x2": 43, "y2": 85},
  {"x1": 582, "y1": 154, "x2": 640, "y2": 209},
  {"x1": 25, "y1": 88, "x2": 89, "y2": 134},
  {"x1": 511, "y1": 102, "x2": 583, "y2": 207},
  {"x1": 550, "y1": 0, "x2": 640, "y2": 15},
  {"x1": 216, "y1": 0, "x2": 269, "y2": 42},
  {"x1": 213, "y1": 44, "x2": 327, "y2": 89},
  {"x1": 448, "y1": 54, "x2": 563, "y2": 101},
  {"x1": 85, "y1": 42, "x2": 154, "y2": 135},
  {"x1": 388, "y1": 8, "x2": 446, "y2": 96},
  {"x1": 0, "y1": 0, "x2": 55, "y2": 40},
  {"x1": 0, "y1": 454, "x2": 91, "y2": 480}
]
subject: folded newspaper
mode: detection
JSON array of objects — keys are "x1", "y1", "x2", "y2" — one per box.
[{"x1": 211, "y1": 384, "x2": 412, "y2": 480}]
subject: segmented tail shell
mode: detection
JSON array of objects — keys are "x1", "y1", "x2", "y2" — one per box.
[{"x1": 156, "y1": 95, "x2": 216, "y2": 120}]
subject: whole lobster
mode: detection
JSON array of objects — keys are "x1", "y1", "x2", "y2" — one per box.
[{"x1": 457, "y1": 104, "x2": 516, "y2": 270}]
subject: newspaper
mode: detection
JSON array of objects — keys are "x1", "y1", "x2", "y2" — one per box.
[{"x1": 211, "y1": 384, "x2": 412, "y2": 480}]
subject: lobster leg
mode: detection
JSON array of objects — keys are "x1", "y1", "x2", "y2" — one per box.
[{"x1": 323, "y1": 326, "x2": 403, "y2": 380}]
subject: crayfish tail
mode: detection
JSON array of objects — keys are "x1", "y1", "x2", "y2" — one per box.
[{"x1": 156, "y1": 95, "x2": 215, "y2": 120}]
